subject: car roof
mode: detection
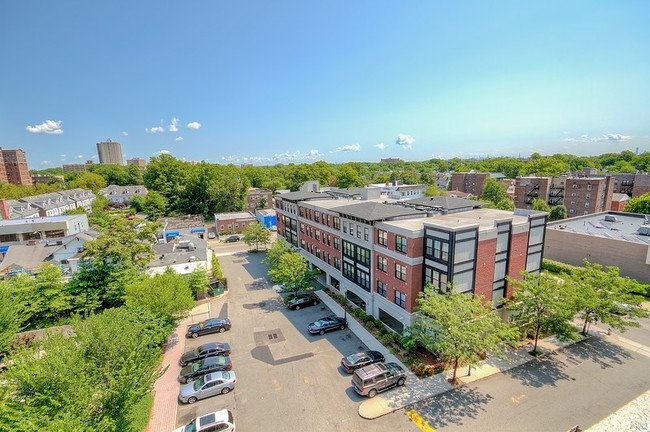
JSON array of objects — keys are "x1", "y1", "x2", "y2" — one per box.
[
  {"x1": 205, "y1": 371, "x2": 236, "y2": 381},
  {"x1": 198, "y1": 409, "x2": 232, "y2": 428},
  {"x1": 203, "y1": 355, "x2": 229, "y2": 365},
  {"x1": 199, "y1": 342, "x2": 229, "y2": 350}
]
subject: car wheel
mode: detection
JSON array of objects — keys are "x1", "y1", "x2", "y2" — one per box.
[
  {"x1": 319, "y1": 329, "x2": 325, "y2": 335},
  {"x1": 295, "y1": 305, "x2": 301, "y2": 310},
  {"x1": 219, "y1": 327, "x2": 226, "y2": 333},
  {"x1": 222, "y1": 387, "x2": 231, "y2": 394},
  {"x1": 368, "y1": 389, "x2": 378, "y2": 398},
  {"x1": 188, "y1": 396, "x2": 198, "y2": 404},
  {"x1": 186, "y1": 377, "x2": 193, "y2": 383},
  {"x1": 397, "y1": 377, "x2": 406, "y2": 386},
  {"x1": 339, "y1": 324, "x2": 345, "y2": 330},
  {"x1": 191, "y1": 333, "x2": 198, "y2": 339}
]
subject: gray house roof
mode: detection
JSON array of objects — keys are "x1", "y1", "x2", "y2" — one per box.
[
  {"x1": 276, "y1": 191, "x2": 331, "y2": 202},
  {"x1": 402, "y1": 196, "x2": 485, "y2": 212},
  {"x1": 334, "y1": 202, "x2": 424, "y2": 222}
]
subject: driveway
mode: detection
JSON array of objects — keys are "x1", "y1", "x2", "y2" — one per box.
[{"x1": 175, "y1": 250, "x2": 418, "y2": 431}]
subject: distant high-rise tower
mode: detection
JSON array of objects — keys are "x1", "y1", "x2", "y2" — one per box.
[
  {"x1": 96, "y1": 139, "x2": 124, "y2": 165},
  {"x1": 0, "y1": 148, "x2": 32, "y2": 185}
]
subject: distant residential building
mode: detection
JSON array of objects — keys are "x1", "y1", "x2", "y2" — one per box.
[
  {"x1": 96, "y1": 139, "x2": 124, "y2": 165},
  {"x1": 127, "y1": 158, "x2": 147, "y2": 168},
  {"x1": 380, "y1": 158, "x2": 402, "y2": 163},
  {"x1": 450, "y1": 172, "x2": 490, "y2": 198},
  {"x1": 0, "y1": 148, "x2": 32, "y2": 186},
  {"x1": 31, "y1": 174, "x2": 63, "y2": 185},
  {"x1": 246, "y1": 188, "x2": 274, "y2": 211},
  {"x1": 610, "y1": 193, "x2": 630, "y2": 212},
  {"x1": 0, "y1": 189, "x2": 95, "y2": 220},
  {"x1": 63, "y1": 163, "x2": 91, "y2": 172},
  {"x1": 100, "y1": 184, "x2": 148, "y2": 203},
  {"x1": 213, "y1": 211, "x2": 256, "y2": 235}
]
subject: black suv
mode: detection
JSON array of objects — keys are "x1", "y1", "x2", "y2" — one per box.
[
  {"x1": 224, "y1": 235, "x2": 240, "y2": 243},
  {"x1": 186, "y1": 318, "x2": 232, "y2": 338},
  {"x1": 178, "y1": 355, "x2": 232, "y2": 383},
  {"x1": 287, "y1": 294, "x2": 320, "y2": 310},
  {"x1": 340, "y1": 350, "x2": 386, "y2": 373},
  {"x1": 179, "y1": 342, "x2": 231, "y2": 367}
]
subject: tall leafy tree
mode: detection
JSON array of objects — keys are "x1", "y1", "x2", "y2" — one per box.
[
  {"x1": 268, "y1": 251, "x2": 317, "y2": 292},
  {"x1": 548, "y1": 205, "x2": 567, "y2": 221},
  {"x1": 572, "y1": 261, "x2": 649, "y2": 335},
  {"x1": 143, "y1": 154, "x2": 190, "y2": 213},
  {"x1": 531, "y1": 198, "x2": 550, "y2": 212},
  {"x1": 506, "y1": 272, "x2": 579, "y2": 354},
  {"x1": 335, "y1": 163, "x2": 364, "y2": 188},
  {"x1": 411, "y1": 287, "x2": 517, "y2": 383},
  {"x1": 0, "y1": 284, "x2": 20, "y2": 357},
  {"x1": 625, "y1": 192, "x2": 650, "y2": 214},
  {"x1": 481, "y1": 178, "x2": 508, "y2": 205},
  {"x1": 125, "y1": 270, "x2": 194, "y2": 325},
  {"x1": 243, "y1": 222, "x2": 271, "y2": 251},
  {"x1": 186, "y1": 267, "x2": 210, "y2": 298},
  {"x1": 263, "y1": 238, "x2": 293, "y2": 270},
  {"x1": 65, "y1": 172, "x2": 107, "y2": 193},
  {"x1": 140, "y1": 190, "x2": 167, "y2": 220}
]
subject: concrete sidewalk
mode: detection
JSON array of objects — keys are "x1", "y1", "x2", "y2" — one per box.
[{"x1": 145, "y1": 301, "x2": 214, "y2": 432}]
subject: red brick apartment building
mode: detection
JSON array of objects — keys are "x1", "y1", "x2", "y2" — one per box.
[
  {"x1": 246, "y1": 188, "x2": 274, "y2": 211},
  {"x1": 0, "y1": 148, "x2": 32, "y2": 186},
  {"x1": 275, "y1": 190, "x2": 547, "y2": 333},
  {"x1": 450, "y1": 172, "x2": 490, "y2": 198}
]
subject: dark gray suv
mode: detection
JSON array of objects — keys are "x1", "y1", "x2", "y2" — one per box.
[{"x1": 351, "y1": 362, "x2": 407, "y2": 397}]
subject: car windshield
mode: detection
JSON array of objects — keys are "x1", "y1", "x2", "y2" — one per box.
[
  {"x1": 312, "y1": 320, "x2": 326, "y2": 327},
  {"x1": 346, "y1": 353, "x2": 365, "y2": 363},
  {"x1": 221, "y1": 372, "x2": 231, "y2": 380},
  {"x1": 182, "y1": 419, "x2": 197, "y2": 432},
  {"x1": 193, "y1": 377, "x2": 205, "y2": 391},
  {"x1": 191, "y1": 363, "x2": 201, "y2": 372}
]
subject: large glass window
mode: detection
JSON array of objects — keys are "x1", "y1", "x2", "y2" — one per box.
[
  {"x1": 377, "y1": 256, "x2": 388, "y2": 272},
  {"x1": 333, "y1": 217, "x2": 340, "y2": 229},
  {"x1": 433, "y1": 239, "x2": 449, "y2": 262},
  {"x1": 395, "y1": 291, "x2": 407, "y2": 309},
  {"x1": 396, "y1": 235, "x2": 407, "y2": 253},
  {"x1": 377, "y1": 281, "x2": 387, "y2": 297}
]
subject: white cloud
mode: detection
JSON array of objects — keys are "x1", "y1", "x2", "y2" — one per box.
[
  {"x1": 146, "y1": 126, "x2": 165, "y2": 133},
  {"x1": 593, "y1": 133, "x2": 632, "y2": 142},
  {"x1": 330, "y1": 143, "x2": 361, "y2": 153},
  {"x1": 395, "y1": 133, "x2": 415, "y2": 149},
  {"x1": 60, "y1": 154, "x2": 67, "y2": 158},
  {"x1": 175, "y1": 136, "x2": 184, "y2": 141},
  {"x1": 219, "y1": 149, "x2": 322, "y2": 165},
  {"x1": 374, "y1": 143, "x2": 389, "y2": 150},
  {"x1": 75, "y1": 155, "x2": 84, "y2": 159},
  {"x1": 121, "y1": 131, "x2": 129, "y2": 136},
  {"x1": 41, "y1": 160, "x2": 52, "y2": 166},
  {"x1": 153, "y1": 149, "x2": 172, "y2": 156},
  {"x1": 187, "y1": 121, "x2": 201, "y2": 130},
  {"x1": 26, "y1": 120, "x2": 63, "y2": 134},
  {"x1": 169, "y1": 117, "x2": 179, "y2": 132}
]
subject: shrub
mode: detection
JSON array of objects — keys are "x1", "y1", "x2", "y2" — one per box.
[
  {"x1": 390, "y1": 347, "x2": 399, "y2": 355},
  {"x1": 542, "y1": 259, "x2": 577, "y2": 275},
  {"x1": 364, "y1": 320, "x2": 376, "y2": 331},
  {"x1": 379, "y1": 333, "x2": 394, "y2": 346}
]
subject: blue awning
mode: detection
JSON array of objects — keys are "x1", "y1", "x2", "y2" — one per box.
[
  {"x1": 190, "y1": 228, "x2": 206, "y2": 233},
  {"x1": 165, "y1": 231, "x2": 180, "y2": 237},
  {"x1": 0, "y1": 246, "x2": 8, "y2": 253}
]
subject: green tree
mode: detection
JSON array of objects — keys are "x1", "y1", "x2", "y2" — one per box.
[
  {"x1": 29, "y1": 264, "x2": 71, "y2": 327},
  {"x1": 625, "y1": 192, "x2": 650, "y2": 214},
  {"x1": 531, "y1": 198, "x2": 550, "y2": 212},
  {"x1": 268, "y1": 252, "x2": 316, "y2": 292},
  {"x1": 0, "y1": 284, "x2": 20, "y2": 357},
  {"x1": 143, "y1": 154, "x2": 190, "y2": 213},
  {"x1": 411, "y1": 287, "x2": 517, "y2": 383},
  {"x1": 141, "y1": 190, "x2": 167, "y2": 220},
  {"x1": 243, "y1": 222, "x2": 271, "y2": 251},
  {"x1": 506, "y1": 272, "x2": 579, "y2": 354},
  {"x1": 548, "y1": 205, "x2": 567, "y2": 221},
  {"x1": 481, "y1": 178, "x2": 508, "y2": 205},
  {"x1": 424, "y1": 185, "x2": 446, "y2": 197},
  {"x1": 186, "y1": 267, "x2": 210, "y2": 299},
  {"x1": 335, "y1": 163, "x2": 364, "y2": 188},
  {"x1": 65, "y1": 172, "x2": 107, "y2": 193},
  {"x1": 495, "y1": 198, "x2": 515, "y2": 211},
  {"x1": 263, "y1": 238, "x2": 293, "y2": 270},
  {"x1": 125, "y1": 271, "x2": 194, "y2": 325},
  {"x1": 572, "y1": 261, "x2": 650, "y2": 336}
]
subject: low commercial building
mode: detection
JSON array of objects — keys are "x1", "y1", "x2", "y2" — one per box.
[
  {"x1": 544, "y1": 211, "x2": 650, "y2": 282},
  {"x1": 213, "y1": 211, "x2": 256, "y2": 235},
  {"x1": 147, "y1": 234, "x2": 211, "y2": 276}
]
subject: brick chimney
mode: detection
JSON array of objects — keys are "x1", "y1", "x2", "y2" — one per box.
[{"x1": 0, "y1": 199, "x2": 10, "y2": 219}]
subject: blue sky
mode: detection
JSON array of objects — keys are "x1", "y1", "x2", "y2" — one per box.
[{"x1": 1, "y1": 1, "x2": 649, "y2": 169}]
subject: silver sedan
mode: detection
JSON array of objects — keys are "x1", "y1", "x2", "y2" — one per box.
[{"x1": 177, "y1": 371, "x2": 237, "y2": 404}]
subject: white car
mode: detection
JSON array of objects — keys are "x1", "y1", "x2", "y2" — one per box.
[
  {"x1": 173, "y1": 409, "x2": 235, "y2": 432},
  {"x1": 208, "y1": 232, "x2": 216, "y2": 239}
]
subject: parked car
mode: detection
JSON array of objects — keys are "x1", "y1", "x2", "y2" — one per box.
[
  {"x1": 307, "y1": 316, "x2": 348, "y2": 335},
  {"x1": 207, "y1": 232, "x2": 216, "y2": 239},
  {"x1": 340, "y1": 350, "x2": 386, "y2": 373},
  {"x1": 224, "y1": 235, "x2": 240, "y2": 243},
  {"x1": 179, "y1": 342, "x2": 231, "y2": 367},
  {"x1": 173, "y1": 409, "x2": 235, "y2": 432},
  {"x1": 351, "y1": 362, "x2": 407, "y2": 398},
  {"x1": 186, "y1": 318, "x2": 232, "y2": 338},
  {"x1": 178, "y1": 371, "x2": 237, "y2": 404},
  {"x1": 178, "y1": 355, "x2": 232, "y2": 383},
  {"x1": 287, "y1": 293, "x2": 320, "y2": 310}
]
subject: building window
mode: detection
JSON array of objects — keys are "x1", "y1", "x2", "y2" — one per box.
[
  {"x1": 395, "y1": 291, "x2": 407, "y2": 309},
  {"x1": 356, "y1": 270, "x2": 370, "y2": 291},
  {"x1": 334, "y1": 217, "x2": 340, "y2": 229},
  {"x1": 315, "y1": 230, "x2": 321, "y2": 241},
  {"x1": 300, "y1": 208, "x2": 304, "y2": 217},
  {"x1": 316, "y1": 248, "x2": 321, "y2": 259},
  {"x1": 585, "y1": 202, "x2": 590, "y2": 208},
  {"x1": 334, "y1": 238, "x2": 340, "y2": 250},
  {"x1": 343, "y1": 261, "x2": 355, "y2": 280},
  {"x1": 357, "y1": 225, "x2": 362, "y2": 239},
  {"x1": 343, "y1": 241, "x2": 354, "y2": 258},
  {"x1": 364, "y1": 227, "x2": 369, "y2": 241},
  {"x1": 356, "y1": 247, "x2": 370, "y2": 267},
  {"x1": 334, "y1": 257, "x2": 341, "y2": 270},
  {"x1": 587, "y1": 184, "x2": 592, "y2": 191},
  {"x1": 377, "y1": 281, "x2": 387, "y2": 297},
  {"x1": 378, "y1": 230, "x2": 388, "y2": 246},
  {"x1": 343, "y1": 221, "x2": 348, "y2": 234},
  {"x1": 431, "y1": 239, "x2": 449, "y2": 262},
  {"x1": 396, "y1": 235, "x2": 407, "y2": 253},
  {"x1": 395, "y1": 263, "x2": 407, "y2": 282},
  {"x1": 572, "y1": 184, "x2": 578, "y2": 189},
  {"x1": 314, "y1": 211, "x2": 320, "y2": 223},
  {"x1": 586, "y1": 193, "x2": 591, "y2": 199},
  {"x1": 300, "y1": 223, "x2": 305, "y2": 233},
  {"x1": 350, "y1": 223, "x2": 355, "y2": 237},
  {"x1": 377, "y1": 256, "x2": 387, "y2": 272},
  {"x1": 327, "y1": 234, "x2": 331, "y2": 245},
  {"x1": 327, "y1": 214, "x2": 331, "y2": 226}
]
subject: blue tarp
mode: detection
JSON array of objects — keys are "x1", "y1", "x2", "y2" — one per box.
[
  {"x1": 190, "y1": 228, "x2": 206, "y2": 233},
  {"x1": 165, "y1": 231, "x2": 180, "y2": 238},
  {"x1": 0, "y1": 246, "x2": 8, "y2": 253}
]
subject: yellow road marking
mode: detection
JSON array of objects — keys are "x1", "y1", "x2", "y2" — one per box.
[
  {"x1": 406, "y1": 410, "x2": 436, "y2": 432},
  {"x1": 511, "y1": 393, "x2": 527, "y2": 404}
]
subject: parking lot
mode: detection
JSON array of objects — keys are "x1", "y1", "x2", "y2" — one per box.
[{"x1": 174, "y1": 249, "x2": 418, "y2": 431}]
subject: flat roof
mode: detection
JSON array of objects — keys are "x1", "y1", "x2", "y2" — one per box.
[
  {"x1": 334, "y1": 201, "x2": 424, "y2": 222},
  {"x1": 547, "y1": 212, "x2": 650, "y2": 245},
  {"x1": 402, "y1": 196, "x2": 485, "y2": 211},
  {"x1": 276, "y1": 191, "x2": 331, "y2": 201},
  {"x1": 213, "y1": 211, "x2": 256, "y2": 219},
  {"x1": 0, "y1": 214, "x2": 84, "y2": 227},
  {"x1": 382, "y1": 208, "x2": 529, "y2": 232}
]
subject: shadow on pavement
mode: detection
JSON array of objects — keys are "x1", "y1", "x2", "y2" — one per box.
[
  {"x1": 412, "y1": 385, "x2": 494, "y2": 429},
  {"x1": 568, "y1": 336, "x2": 633, "y2": 369},
  {"x1": 502, "y1": 352, "x2": 571, "y2": 388}
]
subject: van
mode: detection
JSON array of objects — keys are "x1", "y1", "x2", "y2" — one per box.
[{"x1": 351, "y1": 362, "x2": 407, "y2": 397}]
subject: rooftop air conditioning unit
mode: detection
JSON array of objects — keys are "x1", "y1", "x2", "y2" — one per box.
[{"x1": 604, "y1": 215, "x2": 618, "y2": 222}]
